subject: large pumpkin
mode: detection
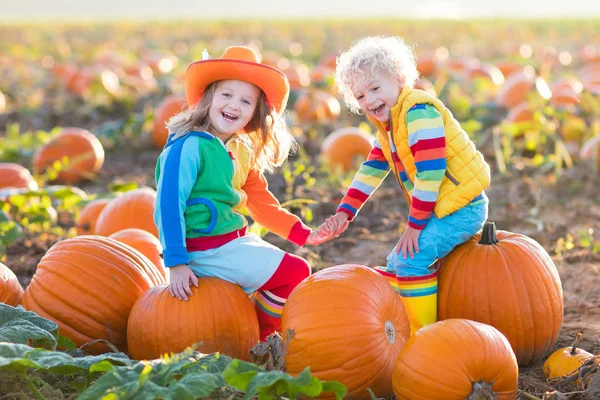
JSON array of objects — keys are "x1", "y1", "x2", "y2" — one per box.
[
  {"x1": 32, "y1": 128, "x2": 105, "y2": 184},
  {"x1": 21, "y1": 236, "x2": 165, "y2": 353},
  {"x1": 320, "y1": 127, "x2": 374, "y2": 172},
  {"x1": 0, "y1": 163, "x2": 38, "y2": 190},
  {"x1": 94, "y1": 188, "x2": 158, "y2": 237},
  {"x1": 438, "y1": 222, "x2": 564, "y2": 366},
  {"x1": 127, "y1": 279, "x2": 259, "y2": 361},
  {"x1": 0, "y1": 262, "x2": 24, "y2": 306},
  {"x1": 151, "y1": 95, "x2": 187, "y2": 149},
  {"x1": 109, "y1": 228, "x2": 166, "y2": 280},
  {"x1": 76, "y1": 198, "x2": 112, "y2": 235},
  {"x1": 393, "y1": 319, "x2": 519, "y2": 400},
  {"x1": 282, "y1": 264, "x2": 410, "y2": 399}
]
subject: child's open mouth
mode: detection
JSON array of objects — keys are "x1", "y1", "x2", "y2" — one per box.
[
  {"x1": 372, "y1": 104, "x2": 385, "y2": 115},
  {"x1": 222, "y1": 112, "x2": 238, "y2": 122}
]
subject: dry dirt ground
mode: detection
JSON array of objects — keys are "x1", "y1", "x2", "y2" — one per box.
[{"x1": 5, "y1": 143, "x2": 600, "y2": 399}]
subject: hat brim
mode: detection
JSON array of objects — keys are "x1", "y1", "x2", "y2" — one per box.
[{"x1": 185, "y1": 59, "x2": 290, "y2": 114}]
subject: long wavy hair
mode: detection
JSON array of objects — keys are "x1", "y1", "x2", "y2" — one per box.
[{"x1": 167, "y1": 80, "x2": 296, "y2": 173}]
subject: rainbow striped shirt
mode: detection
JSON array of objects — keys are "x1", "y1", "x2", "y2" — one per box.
[{"x1": 338, "y1": 104, "x2": 452, "y2": 230}]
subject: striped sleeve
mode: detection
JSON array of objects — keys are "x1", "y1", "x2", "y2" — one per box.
[
  {"x1": 336, "y1": 137, "x2": 390, "y2": 220},
  {"x1": 407, "y1": 103, "x2": 446, "y2": 230},
  {"x1": 154, "y1": 136, "x2": 201, "y2": 267}
]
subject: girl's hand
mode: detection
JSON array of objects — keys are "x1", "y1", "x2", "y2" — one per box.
[
  {"x1": 328, "y1": 212, "x2": 350, "y2": 237},
  {"x1": 305, "y1": 230, "x2": 324, "y2": 245},
  {"x1": 395, "y1": 226, "x2": 422, "y2": 259},
  {"x1": 168, "y1": 264, "x2": 199, "y2": 301},
  {"x1": 307, "y1": 212, "x2": 350, "y2": 245}
]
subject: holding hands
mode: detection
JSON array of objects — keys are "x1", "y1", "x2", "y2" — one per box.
[{"x1": 305, "y1": 212, "x2": 350, "y2": 245}]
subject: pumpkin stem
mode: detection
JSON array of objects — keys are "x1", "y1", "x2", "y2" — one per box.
[
  {"x1": 384, "y1": 320, "x2": 396, "y2": 344},
  {"x1": 570, "y1": 332, "x2": 584, "y2": 355},
  {"x1": 467, "y1": 381, "x2": 497, "y2": 400},
  {"x1": 478, "y1": 221, "x2": 499, "y2": 245}
]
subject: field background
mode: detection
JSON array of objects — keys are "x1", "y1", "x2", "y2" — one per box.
[{"x1": 1, "y1": 19, "x2": 599, "y2": 399}]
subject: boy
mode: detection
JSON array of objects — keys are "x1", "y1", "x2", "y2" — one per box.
[{"x1": 315, "y1": 36, "x2": 490, "y2": 334}]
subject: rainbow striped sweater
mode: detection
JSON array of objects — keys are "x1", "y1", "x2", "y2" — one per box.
[{"x1": 338, "y1": 104, "x2": 483, "y2": 230}]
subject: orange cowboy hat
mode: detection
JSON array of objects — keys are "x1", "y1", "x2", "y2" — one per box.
[{"x1": 185, "y1": 46, "x2": 290, "y2": 114}]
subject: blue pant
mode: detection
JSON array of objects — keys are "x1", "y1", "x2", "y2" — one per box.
[{"x1": 386, "y1": 201, "x2": 488, "y2": 277}]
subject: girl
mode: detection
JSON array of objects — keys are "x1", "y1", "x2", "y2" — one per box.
[
  {"x1": 314, "y1": 36, "x2": 490, "y2": 335},
  {"x1": 154, "y1": 46, "x2": 323, "y2": 341}
]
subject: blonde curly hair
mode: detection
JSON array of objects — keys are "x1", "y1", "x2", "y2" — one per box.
[{"x1": 335, "y1": 36, "x2": 419, "y2": 114}]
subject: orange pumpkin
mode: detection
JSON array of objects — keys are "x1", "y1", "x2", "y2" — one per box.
[
  {"x1": 21, "y1": 236, "x2": 165, "y2": 353},
  {"x1": 466, "y1": 61, "x2": 505, "y2": 86},
  {"x1": 94, "y1": 188, "x2": 158, "y2": 237},
  {"x1": 76, "y1": 198, "x2": 112, "y2": 235},
  {"x1": 282, "y1": 264, "x2": 410, "y2": 399},
  {"x1": 127, "y1": 279, "x2": 259, "y2": 361},
  {"x1": 496, "y1": 68, "x2": 550, "y2": 109},
  {"x1": 495, "y1": 62, "x2": 525, "y2": 80},
  {"x1": 33, "y1": 127, "x2": 105, "y2": 184},
  {"x1": 109, "y1": 228, "x2": 166, "y2": 280},
  {"x1": 543, "y1": 332, "x2": 594, "y2": 384},
  {"x1": 321, "y1": 127, "x2": 374, "y2": 172},
  {"x1": 0, "y1": 163, "x2": 39, "y2": 190},
  {"x1": 416, "y1": 52, "x2": 438, "y2": 77},
  {"x1": 151, "y1": 95, "x2": 187, "y2": 149},
  {"x1": 393, "y1": 319, "x2": 518, "y2": 400},
  {"x1": 0, "y1": 262, "x2": 24, "y2": 306},
  {"x1": 438, "y1": 222, "x2": 564, "y2": 366},
  {"x1": 294, "y1": 89, "x2": 341, "y2": 123},
  {"x1": 505, "y1": 102, "x2": 534, "y2": 123}
]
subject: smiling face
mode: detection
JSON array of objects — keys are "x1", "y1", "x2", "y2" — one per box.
[
  {"x1": 208, "y1": 79, "x2": 260, "y2": 141},
  {"x1": 351, "y1": 68, "x2": 402, "y2": 124}
]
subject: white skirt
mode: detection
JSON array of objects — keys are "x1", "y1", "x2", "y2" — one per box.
[{"x1": 187, "y1": 233, "x2": 285, "y2": 293}]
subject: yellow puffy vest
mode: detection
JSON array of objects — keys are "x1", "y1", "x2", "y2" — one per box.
[{"x1": 369, "y1": 87, "x2": 490, "y2": 218}]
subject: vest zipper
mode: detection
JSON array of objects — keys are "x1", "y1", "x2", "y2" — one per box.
[{"x1": 386, "y1": 119, "x2": 413, "y2": 208}]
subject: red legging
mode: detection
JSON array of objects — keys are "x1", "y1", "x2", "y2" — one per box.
[{"x1": 254, "y1": 253, "x2": 311, "y2": 341}]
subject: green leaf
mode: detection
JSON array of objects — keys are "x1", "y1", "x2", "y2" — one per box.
[
  {"x1": 223, "y1": 361, "x2": 346, "y2": 400},
  {"x1": 166, "y1": 373, "x2": 220, "y2": 400},
  {"x1": 109, "y1": 182, "x2": 139, "y2": 193},
  {"x1": 222, "y1": 359, "x2": 262, "y2": 390},
  {"x1": 252, "y1": 367, "x2": 322, "y2": 400},
  {"x1": 0, "y1": 304, "x2": 58, "y2": 349},
  {"x1": 0, "y1": 218, "x2": 24, "y2": 246},
  {"x1": 57, "y1": 334, "x2": 77, "y2": 351},
  {"x1": 0, "y1": 341, "x2": 131, "y2": 377},
  {"x1": 0, "y1": 343, "x2": 39, "y2": 373},
  {"x1": 138, "y1": 362, "x2": 152, "y2": 386},
  {"x1": 323, "y1": 381, "x2": 348, "y2": 400}
]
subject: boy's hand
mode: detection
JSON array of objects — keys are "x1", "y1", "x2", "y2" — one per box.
[
  {"x1": 307, "y1": 212, "x2": 350, "y2": 245},
  {"x1": 328, "y1": 212, "x2": 350, "y2": 237},
  {"x1": 168, "y1": 264, "x2": 199, "y2": 301},
  {"x1": 395, "y1": 226, "x2": 422, "y2": 259}
]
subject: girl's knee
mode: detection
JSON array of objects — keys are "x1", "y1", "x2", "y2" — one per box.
[{"x1": 282, "y1": 253, "x2": 311, "y2": 282}]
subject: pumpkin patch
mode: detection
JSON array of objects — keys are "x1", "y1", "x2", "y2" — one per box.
[{"x1": 1, "y1": 18, "x2": 599, "y2": 400}]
